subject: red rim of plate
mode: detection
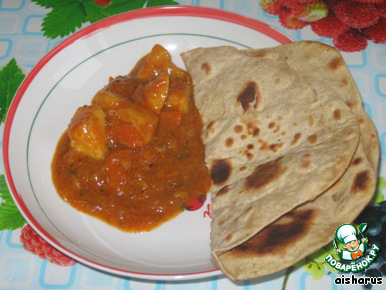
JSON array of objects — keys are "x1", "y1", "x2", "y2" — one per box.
[{"x1": 3, "y1": 6, "x2": 292, "y2": 280}]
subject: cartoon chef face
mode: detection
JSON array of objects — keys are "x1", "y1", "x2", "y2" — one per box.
[
  {"x1": 335, "y1": 224, "x2": 360, "y2": 252},
  {"x1": 343, "y1": 239, "x2": 360, "y2": 252}
]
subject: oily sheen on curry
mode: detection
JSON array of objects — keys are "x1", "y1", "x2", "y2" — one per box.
[{"x1": 51, "y1": 45, "x2": 211, "y2": 232}]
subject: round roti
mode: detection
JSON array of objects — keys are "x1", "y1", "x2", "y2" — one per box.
[{"x1": 182, "y1": 41, "x2": 378, "y2": 280}]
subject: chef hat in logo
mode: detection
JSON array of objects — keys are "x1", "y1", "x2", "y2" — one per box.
[{"x1": 335, "y1": 224, "x2": 358, "y2": 244}]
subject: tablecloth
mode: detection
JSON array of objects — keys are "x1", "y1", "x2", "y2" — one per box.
[{"x1": 0, "y1": 0, "x2": 385, "y2": 289}]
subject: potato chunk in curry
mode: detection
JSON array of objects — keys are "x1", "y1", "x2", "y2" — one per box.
[
  {"x1": 52, "y1": 45, "x2": 211, "y2": 232},
  {"x1": 67, "y1": 105, "x2": 107, "y2": 160}
]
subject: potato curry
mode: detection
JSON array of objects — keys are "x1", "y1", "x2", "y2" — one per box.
[{"x1": 52, "y1": 45, "x2": 211, "y2": 232}]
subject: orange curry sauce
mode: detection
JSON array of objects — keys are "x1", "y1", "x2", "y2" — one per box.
[{"x1": 52, "y1": 45, "x2": 211, "y2": 232}]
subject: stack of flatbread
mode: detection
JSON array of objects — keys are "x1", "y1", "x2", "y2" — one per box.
[{"x1": 181, "y1": 41, "x2": 379, "y2": 280}]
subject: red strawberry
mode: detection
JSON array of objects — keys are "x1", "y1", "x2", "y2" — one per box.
[
  {"x1": 185, "y1": 194, "x2": 207, "y2": 211},
  {"x1": 280, "y1": 0, "x2": 318, "y2": 8},
  {"x1": 20, "y1": 225, "x2": 76, "y2": 266},
  {"x1": 292, "y1": 1, "x2": 328, "y2": 22},
  {"x1": 94, "y1": 0, "x2": 112, "y2": 5},
  {"x1": 311, "y1": 12, "x2": 350, "y2": 38},
  {"x1": 278, "y1": 0, "x2": 298, "y2": 8},
  {"x1": 279, "y1": 8, "x2": 309, "y2": 29},
  {"x1": 259, "y1": 0, "x2": 283, "y2": 15},
  {"x1": 297, "y1": 0, "x2": 320, "y2": 2},
  {"x1": 363, "y1": 18, "x2": 386, "y2": 43},
  {"x1": 325, "y1": 0, "x2": 339, "y2": 9},
  {"x1": 353, "y1": 0, "x2": 383, "y2": 3},
  {"x1": 376, "y1": 1, "x2": 386, "y2": 17},
  {"x1": 333, "y1": 0, "x2": 379, "y2": 29},
  {"x1": 333, "y1": 29, "x2": 368, "y2": 52}
]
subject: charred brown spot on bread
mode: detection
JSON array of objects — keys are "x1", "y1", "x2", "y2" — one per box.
[
  {"x1": 247, "y1": 123, "x2": 259, "y2": 136},
  {"x1": 258, "y1": 140, "x2": 282, "y2": 152},
  {"x1": 346, "y1": 101, "x2": 356, "y2": 109},
  {"x1": 201, "y1": 62, "x2": 211, "y2": 74},
  {"x1": 247, "y1": 144, "x2": 254, "y2": 150},
  {"x1": 308, "y1": 116, "x2": 314, "y2": 126},
  {"x1": 234, "y1": 125, "x2": 243, "y2": 134},
  {"x1": 237, "y1": 81, "x2": 257, "y2": 112},
  {"x1": 352, "y1": 171, "x2": 370, "y2": 193},
  {"x1": 307, "y1": 134, "x2": 317, "y2": 144},
  {"x1": 269, "y1": 143, "x2": 283, "y2": 152},
  {"x1": 211, "y1": 159, "x2": 232, "y2": 185},
  {"x1": 342, "y1": 78, "x2": 348, "y2": 86},
  {"x1": 291, "y1": 133, "x2": 301, "y2": 145},
  {"x1": 301, "y1": 160, "x2": 310, "y2": 169},
  {"x1": 205, "y1": 121, "x2": 215, "y2": 138},
  {"x1": 240, "y1": 166, "x2": 247, "y2": 171},
  {"x1": 241, "y1": 135, "x2": 247, "y2": 140},
  {"x1": 225, "y1": 137, "x2": 234, "y2": 148},
  {"x1": 352, "y1": 157, "x2": 362, "y2": 166},
  {"x1": 268, "y1": 122, "x2": 275, "y2": 129},
  {"x1": 232, "y1": 210, "x2": 315, "y2": 256},
  {"x1": 281, "y1": 131, "x2": 286, "y2": 136},
  {"x1": 359, "y1": 119, "x2": 365, "y2": 124},
  {"x1": 207, "y1": 120, "x2": 215, "y2": 130},
  {"x1": 251, "y1": 51, "x2": 267, "y2": 58},
  {"x1": 273, "y1": 125, "x2": 280, "y2": 133},
  {"x1": 275, "y1": 78, "x2": 281, "y2": 84},
  {"x1": 225, "y1": 234, "x2": 233, "y2": 242},
  {"x1": 329, "y1": 57, "x2": 343, "y2": 71},
  {"x1": 246, "y1": 152, "x2": 254, "y2": 160},
  {"x1": 259, "y1": 140, "x2": 268, "y2": 150},
  {"x1": 245, "y1": 157, "x2": 285, "y2": 190},
  {"x1": 217, "y1": 185, "x2": 230, "y2": 197},
  {"x1": 253, "y1": 128, "x2": 260, "y2": 137},
  {"x1": 333, "y1": 109, "x2": 341, "y2": 120},
  {"x1": 301, "y1": 152, "x2": 311, "y2": 169}
]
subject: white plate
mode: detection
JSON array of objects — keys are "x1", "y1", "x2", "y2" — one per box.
[{"x1": 3, "y1": 6, "x2": 291, "y2": 281}]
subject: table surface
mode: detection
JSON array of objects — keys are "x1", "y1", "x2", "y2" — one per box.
[{"x1": 0, "y1": 0, "x2": 385, "y2": 289}]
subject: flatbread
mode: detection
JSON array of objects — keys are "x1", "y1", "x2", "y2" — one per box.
[
  {"x1": 215, "y1": 41, "x2": 379, "y2": 280},
  {"x1": 181, "y1": 41, "x2": 378, "y2": 280}
]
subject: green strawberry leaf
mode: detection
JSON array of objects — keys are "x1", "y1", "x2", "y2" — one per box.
[
  {"x1": 35, "y1": 0, "x2": 179, "y2": 38},
  {"x1": 42, "y1": 1, "x2": 86, "y2": 38},
  {"x1": 0, "y1": 175, "x2": 13, "y2": 204},
  {"x1": 0, "y1": 174, "x2": 26, "y2": 231},
  {"x1": 304, "y1": 260, "x2": 325, "y2": 280},
  {"x1": 31, "y1": 0, "x2": 75, "y2": 9},
  {"x1": 372, "y1": 177, "x2": 385, "y2": 204},
  {"x1": 0, "y1": 59, "x2": 25, "y2": 123},
  {"x1": 83, "y1": 0, "x2": 111, "y2": 23},
  {"x1": 84, "y1": 0, "x2": 146, "y2": 23},
  {"x1": 0, "y1": 203, "x2": 26, "y2": 230},
  {"x1": 146, "y1": 0, "x2": 179, "y2": 7}
]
